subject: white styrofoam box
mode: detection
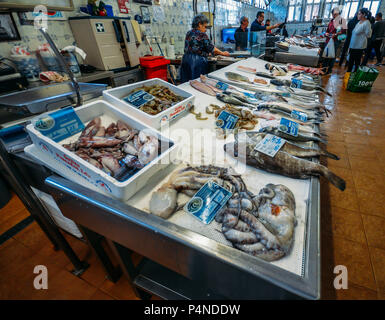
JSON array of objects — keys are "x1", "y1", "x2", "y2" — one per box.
[
  {"x1": 103, "y1": 78, "x2": 195, "y2": 129},
  {"x1": 25, "y1": 100, "x2": 178, "y2": 201}
]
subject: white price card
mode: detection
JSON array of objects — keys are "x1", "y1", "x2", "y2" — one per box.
[{"x1": 254, "y1": 134, "x2": 286, "y2": 157}]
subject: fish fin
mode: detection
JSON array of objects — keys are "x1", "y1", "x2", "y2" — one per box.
[{"x1": 322, "y1": 168, "x2": 346, "y2": 191}]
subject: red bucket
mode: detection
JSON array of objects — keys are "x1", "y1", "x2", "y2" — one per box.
[{"x1": 139, "y1": 56, "x2": 170, "y2": 82}]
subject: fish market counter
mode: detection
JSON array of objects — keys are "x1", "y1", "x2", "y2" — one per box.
[{"x1": 24, "y1": 57, "x2": 321, "y2": 299}]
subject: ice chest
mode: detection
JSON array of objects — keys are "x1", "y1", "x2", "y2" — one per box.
[
  {"x1": 140, "y1": 56, "x2": 170, "y2": 81},
  {"x1": 103, "y1": 78, "x2": 194, "y2": 129},
  {"x1": 25, "y1": 100, "x2": 177, "y2": 201}
]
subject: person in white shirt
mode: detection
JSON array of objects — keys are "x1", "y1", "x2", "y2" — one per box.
[{"x1": 347, "y1": 8, "x2": 372, "y2": 72}]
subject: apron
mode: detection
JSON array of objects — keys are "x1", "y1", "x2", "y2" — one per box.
[{"x1": 180, "y1": 53, "x2": 208, "y2": 83}]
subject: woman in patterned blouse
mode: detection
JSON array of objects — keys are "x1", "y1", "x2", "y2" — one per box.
[{"x1": 181, "y1": 14, "x2": 229, "y2": 82}]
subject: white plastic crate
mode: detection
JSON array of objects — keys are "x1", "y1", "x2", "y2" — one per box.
[
  {"x1": 103, "y1": 78, "x2": 195, "y2": 129},
  {"x1": 26, "y1": 100, "x2": 177, "y2": 201}
]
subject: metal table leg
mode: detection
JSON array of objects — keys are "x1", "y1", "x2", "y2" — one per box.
[
  {"x1": 0, "y1": 139, "x2": 89, "y2": 275},
  {"x1": 106, "y1": 239, "x2": 152, "y2": 300},
  {"x1": 78, "y1": 226, "x2": 121, "y2": 282}
]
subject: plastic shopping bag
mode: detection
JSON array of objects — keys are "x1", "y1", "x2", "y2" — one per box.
[
  {"x1": 347, "y1": 66, "x2": 379, "y2": 92},
  {"x1": 322, "y1": 39, "x2": 335, "y2": 59}
]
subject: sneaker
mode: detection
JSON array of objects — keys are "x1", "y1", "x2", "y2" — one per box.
[{"x1": 375, "y1": 62, "x2": 382, "y2": 66}]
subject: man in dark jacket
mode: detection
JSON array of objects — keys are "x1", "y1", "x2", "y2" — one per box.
[
  {"x1": 362, "y1": 12, "x2": 385, "y2": 65},
  {"x1": 234, "y1": 16, "x2": 249, "y2": 51}
]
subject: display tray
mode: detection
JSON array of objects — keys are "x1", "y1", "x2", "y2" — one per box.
[
  {"x1": 103, "y1": 78, "x2": 195, "y2": 129},
  {"x1": 25, "y1": 100, "x2": 177, "y2": 201}
]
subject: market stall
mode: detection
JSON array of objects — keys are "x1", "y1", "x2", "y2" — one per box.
[{"x1": 15, "y1": 57, "x2": 330, "y2": 299}]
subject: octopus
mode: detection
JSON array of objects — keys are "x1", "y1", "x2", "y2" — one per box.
[{"x1": 149, "y1": 165, "x2": 296, "y2": 262}]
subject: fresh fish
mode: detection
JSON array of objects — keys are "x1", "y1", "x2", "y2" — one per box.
[
  {"x1": 265, "y1": 63, "x2": 287, "y2": 76},
  {"x1": 255, "y1": 72, "x2": 276, "y2": 79},
  {"x1": 224, "y1": 134, "x2": 346, "y2": 191},
  {"x1": 208, "y1": 74, "x2": 287, "y2": 94},
  {"x1": 200, "y1": 75, "x2": 241, "y2": 93},
  {"x1": 225, "y1": 72, "x2": 252, "y2": 83},
  {"x1": 216, "y1": 93, "x2": 253, "y2": 107},
  {"x1": 236, "y1": 66, "x2": 256, "y2": 74},
  {"x1": 257, "y1": 103, "x2": 323, "y2": 121},
  {"x1": 246, "y1": 132, "x2": 339, "y2": 160},
  {"x1": 271, "y1": 79, "x2": 332, "y2": 96},
  {"x1": 259, "y1": 126, "x2": 327, "y2": 144},
  {"x1": 189, "y1": 80, "x2": 216, "y2": 96}
]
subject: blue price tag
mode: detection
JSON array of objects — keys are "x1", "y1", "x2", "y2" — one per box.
[
  {"x1": 291, "y1": 110, "x2": 308, "y2": 122},
  {"x1": 279, "y1": 117, "x2": 299, "y2": 137},
  {"x1": 32, "y1": 107, "x2": 85, "y2": 142},
  {"x1": 216, "y1": 110, "x2": 239, "y2": 130},
  {"x1": 215, "y1": 81, "x2": 229, "y2": 91},
  {"x1": 123, "y1": 89, "x2": 154, "y2": 108},
  {"x1": 184, "y1": 181, "x2": 233, "y2": 224},
  {"x1": 254, "y1": 133, "x2": 286, "y2": 157},
  {"x1": 242, "y1": 92, "x2": 259, "y2": 103},
  {"x1": 291, "y1": 78, "x2": 303, "y2": 88}
]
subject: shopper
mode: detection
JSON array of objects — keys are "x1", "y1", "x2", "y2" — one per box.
[
  {"x1": 339, "y1": 13, "x2": 359, "y2": 66},
  {"x1": 362, "y1": 12, "x2": 385, "y2": 66},
  {"x1": 180, "y1": 14, "x2": 230, "y2": 82},
  {"x1": 324, "y1": 7, "x2": 347, "y2": 74},
  {"x1": 347, "y1": 8, "x2": 372, "y2": 72},
  {"x1": 250, "y1": 11, "x2": 281, "y2": 32},
  {"x1": 234, "y1": 16, "x2": 249, "y2": 51}
]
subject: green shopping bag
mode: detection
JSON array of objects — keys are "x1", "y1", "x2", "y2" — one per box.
[{"x1": 347, "y1": 66, "x2": 379, "y2": 92}]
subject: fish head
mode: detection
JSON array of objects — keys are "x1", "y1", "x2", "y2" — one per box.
[{"x1": 224, "y1": 134, "x2": 250, "y2": 159}]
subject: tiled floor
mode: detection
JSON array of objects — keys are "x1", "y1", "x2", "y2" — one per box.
[{"x1": 0, "y1": 64, "x2": 384, "y2": 300}]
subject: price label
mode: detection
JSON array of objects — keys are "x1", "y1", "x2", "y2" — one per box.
[
  {"x1": 254, "y1": 134, "x2": 286, "y2": 157},
  {"x1": 215, "y1": 81, "x2": 229, "y2": 91},
  {"x1": 123, "y1": 90, "x2": 154, "y2": 108},
  {"x1": 291, "y1": 78, "x2": 303, "y2": 88},
  {"x1": 184, "y1": 181, "x2": 232, "y2": 224},
  {"x1": 215, "y1": 110, "x2": 239, "y2": 130},
  {"x1": 32, "y1": 107, "x2": 85, "y2": 143},
  {"x1": 279, "y1": 117, "x2": 299, "y2": 137},
  {"x1": 291, "y1": 110, "x2": 308, "y2": 122}
]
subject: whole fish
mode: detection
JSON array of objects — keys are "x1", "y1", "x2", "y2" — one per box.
[
  {"x1": 208, "y1": 74, "x2": 287, "y2": 94},
  {"x1": 200, "y1": 74, "x2": 241, "y2": 93},
  {"x1": 224, "y1": 134, "x2": 345, "y2": 191},
  {"x1": 255, "y1": 72, "x2": 276, "y2": 79},
  {"x1": 257, "y1": 106, "x2": 323, "y2": 124},
  {"x1": 259, "y1": 126, "x2": 327, "y2": 144},
  {"x1": 271, "y1": 79, "x2": 332, "y2": 97},
  {"x1": 265, "y1": 63, "x2": 287, "y2": 76},
  {"x1": 216, "y1": 93, "x2": 253, "y2": 107},
  {"x1": 237, "y1": 66, "x2": 256, "y2": 74},
  {"x1": 225, "y1": 71, "x2": 252, "y2": 83},
  {"x1": 257, "y1": 103, "x2": 323, "y2": 121},
  {"x1": 245, "y1": 132, "x2": 339, "y2": 160},
  {"x1": 189, "y1": 80, "x2": 216, "y2": 96}
]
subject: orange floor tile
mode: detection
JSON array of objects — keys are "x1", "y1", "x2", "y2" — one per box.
[{"x1": 0, "y1": 64, "x2": 385, "y2": 300}]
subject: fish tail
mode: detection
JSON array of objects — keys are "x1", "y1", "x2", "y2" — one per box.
[
  {"x1": 320, "y1": 149, "x2": 340, "y2": 160},
  {"x1": 320, "y1": 167, "x2": 346, "y2": 191},
  {"x1": 316, "y1": 137, "x2": 328, "y2": 144}
]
